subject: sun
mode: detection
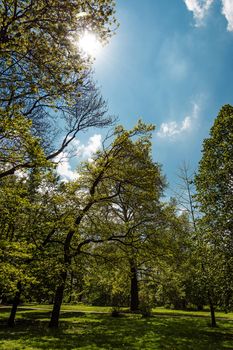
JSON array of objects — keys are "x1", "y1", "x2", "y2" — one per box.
[{"x1": 79, "y1": 31, "x2": 102, "y2": 57}]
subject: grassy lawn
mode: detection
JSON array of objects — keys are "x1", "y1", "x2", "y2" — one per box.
[
  {"x1": 0, "y1": 306, "x2": 233, "y2": 349},
  {"x1": 17, "y1": 303, "x2": 114, "y2": 313}
]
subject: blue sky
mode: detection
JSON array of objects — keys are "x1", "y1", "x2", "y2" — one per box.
[
  {"x1": 91, "y1": 0, "x2": 233, "y2": 194},
  {"x1": 57, "y1": 1, "x2": 233, "y2": 195}
]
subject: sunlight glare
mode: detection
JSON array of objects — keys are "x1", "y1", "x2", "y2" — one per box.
[{"x1": 79, "y1": 31, "x2": 102, "y2": 57}]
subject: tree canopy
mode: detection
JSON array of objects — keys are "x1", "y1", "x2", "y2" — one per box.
[{"x1": 195, "y1": 104, "x2": 233, "y2": 252}]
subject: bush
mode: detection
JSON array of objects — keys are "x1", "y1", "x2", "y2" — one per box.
[
  {"x1": 140, "y1": 301, "x2": 152, "y2": 317},
  {"x1": 111, "y1": 306, "x2": 121, "y2": 317}
]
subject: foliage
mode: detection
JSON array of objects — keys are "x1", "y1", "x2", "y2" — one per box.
[
  {"x1": 195, "y1": 105, "x2": 233, "y2": 311},
  {"x1": 0, "y1": 113, "x2": 49, "y2": 177},
  {"x1": 0, "y1": 0, "x2": 116, "y2": 111},
  {"x1": 0, "y1": 1, "x2": 116, "y2": 177},
  {"x1": 195, "y1": 104, "x2": 233, "y2": 251}
]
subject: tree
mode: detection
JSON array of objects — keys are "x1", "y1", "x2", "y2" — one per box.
[
  {"x1": 174, "y1": 163, "x2": 220, "y2": 326},
  {"x1": 0, "y1": 166, "x2": 68, "y2": 325},
  {"x1": 0, "y1": 1, "x2": 116, "y2": 178},
  {"x1": 194, "y1": 104, "x2": 233, "y2": 325},
  {"x1": 174, "y1": 162, "x2": 198, "y2": 231},
  {"x1": 0, "y1": 0, "x2": 116, "y2": 113},
  {"x1": 100, "y1": 180, "x2": 165, "y2": 312},
  {"x1": 195, "y1": 105, "x2": 233, "y2": 246},
  {"x1": 0, "y1": 73, "x2": 113, "y2": 179},
  {"x1": 48, "y1": 121, "x2": 162, "y2": 327},
  {"x1": 147, "y1": 202, "x2": 193, "y2": 310},
  {"x1": 0, "y1": 113, "x2": 50, "y2": 178}
]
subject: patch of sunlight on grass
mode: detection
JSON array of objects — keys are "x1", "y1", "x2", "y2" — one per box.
[
  {"x1": 23, "y1": 303, "x2": 114, "y2": 313},
  {"x1": 153, "y1": 307, "x2": 233, "y2": 320}
]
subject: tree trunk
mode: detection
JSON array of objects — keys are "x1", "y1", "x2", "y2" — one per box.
[
  {"x1": 68, "y1": 272, "x2": 74, "y2": 303},
  {"x1": 8, "y1": 281, "x2": 22, "y2": 327},
  {"x1": 208, "y1": 292, "x2": 217, "y2": 327},
  {"x1": 130, "y1": 263, "x2": 139, "y2": 312},
  {"x1": 49, "y1": 271, "x2": 67, "y2": 328},
  {"x1": 49, "y1": 230, "x2": 74, "y2": 328}
]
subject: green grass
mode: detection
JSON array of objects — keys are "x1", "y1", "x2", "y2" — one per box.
[
  {"x1": 153, "y1": 307, "x2": 233, "y2": 320},
  {"x1": 18, "y1": 303, "x2": 114, "y2": 313},
  {"x1": 15, "y1": 303, "x2": 233, "y2": 319},
  {"x1": 0, "y1": 305, "x2": 233, "y2": 349}
]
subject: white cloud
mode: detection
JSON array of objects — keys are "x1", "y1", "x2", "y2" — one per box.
[
  {"x1": 184, "y1": 0, "x2": 233, "y2": 31},
  {"x1": 183, "y1": 0, "x2": 214, "y2": 26},
  {"x1": 55, "y1": 151, "x2": 79, "y2": 182},
  {"x1": 157, "y1": 118, "x2": 190, "y2": 138},
  {"x1": 79, "y1": 134, "x2": 102, "y2": 162},
  {"x1": 157, "y1": 103, "x2": 199, "y2": 139},
  {"x1": 222, "y1": 0, "x2": 233, "y2": 31},
  {"x1": 55, "y1": 134, "x2": 102, "y2": 181}
]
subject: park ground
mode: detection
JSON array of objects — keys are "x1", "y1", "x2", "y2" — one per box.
[{"x1": 0, "y1": 305, "x2": 233, "y2": 349}]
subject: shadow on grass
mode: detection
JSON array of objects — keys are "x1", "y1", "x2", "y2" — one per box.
[{"x1": 0, "y1": 310, "x2": 233, "y2": 349}]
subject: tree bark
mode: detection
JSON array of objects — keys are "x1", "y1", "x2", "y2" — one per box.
[
  {"x1": 68, "y1": 272, "x2": 73, "y2": 303},
  {"x1": 208, "y1": 292, "x2": 217, "y2": 327},
  {"x1": 49, "y1": 271, "x2": 67, "y2": 328},
  {"x1": 49, "y1": 230, "x2": 74, "y2": 328},
  {"x1": 130, "y1": 262, "x2": 139, "y2": 312},
  {"x1": 8, "y1": 281, "x2": 22, "y2": 327}
]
